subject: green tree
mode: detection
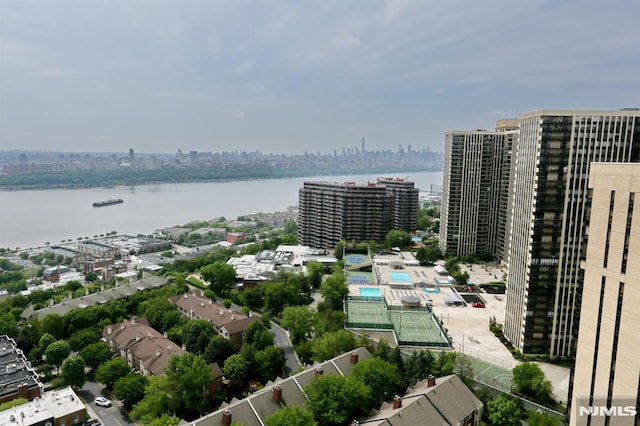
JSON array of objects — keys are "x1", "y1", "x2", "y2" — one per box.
[
  {"x1": 454, "y1": 354, "x2": 474, "y2": 386},
  {"x1": 183, "y1": 319, "x2": 216, "y2": 355},
  {"x1": 38, "y1": 333, "x2": 57, "y2": 353},
  {"x1": 244, "y1": 321, "x2": 274, "y2": 350},
  {"x1": 385, "y1": 230, "x2": 411, "y2": 248},
  {"x1": 61, "y1": 355, "x2": 86, "y2": 389},
  {"x1": 254, "y1": 346, "x2": 286, "y2": 383},
  {"x1": 45, "y1": 340, "x2": 70, "y2": 374},
  {"x1": 203, "y1": 335, "x2": 235, "y2": 365},
  {"x1": 95, "y1": 358, "x2": 131, "y2": 389},
  {"x1": 333, "y1": 240, "x2": 345, "y2": 260},
  {"x1": 527, "y1": 410, "x2": 563, "y2": 426},
  {"x1": 130, "y1": 375, "x2": 173, "y2": 424},
  {"x1": 200, "y1": 261, "x2": 236, "y2": 296},
  {"x1": 403, "y1": 350, "x2": 435, "y2": 385},
  {"x1": 265, "y1": 405, "x2": 317, "y2": 426},
  {"x1": 79, "y1": 342, "x2": 114, "y2": 371},
  {"x1": 352, "y1": 357, "x2": 402, "y2": 406},
  {"x1": 68, "y1": 328, "x2": 102, "y2": 352},
  {"x1": 114, "y1": 374, "x2": 148, "y2": 410},
  {"x1": 164, "y1": 353, "x2": 213, "y2": 419},
  {"x1": 281, "y1": 306, "x2": 315, "y2": 344},
  {"x1": 40, "y1": 314, "x2": 65, "y2": 340},
  {"x1": 305, "y1": 374, "x2": 371, "y2": 426},
  {"x1": 306, "y1": 261, "x2": 324, "y2": 289},
  {"x1": 312, "y1": 330, "x2": 356, "y2": 362},
  {"x1": 434, "y1": 351, "x2": 456, "y2": 376},
  {"x1": 512, "y1": 362, "x2": 553, "y2": 402},
  {"x1": 145, "y1": 414, "x2": 181, "y2": 426},
  {"x1": 487, "y1": 396, "x2": 522, "y2": 426},
  {"x1": 320, "y1": 272, "x2": 348, "y2": 311},
  {"x1": 223, "y1": 354, "x2": 248, "y2": 381}
]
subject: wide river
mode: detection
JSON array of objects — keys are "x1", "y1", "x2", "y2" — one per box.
[{"x1": 0, "y1": 171, "x2": 443, "y2": 250}]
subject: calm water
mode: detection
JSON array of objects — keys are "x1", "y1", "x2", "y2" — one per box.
[{"x1": 0, "y1": 171, "x2": 443, "y2": 249}]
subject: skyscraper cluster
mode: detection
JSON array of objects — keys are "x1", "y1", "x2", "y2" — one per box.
[{"x1": 441, "y1": 109, "x2": 640, "y2": 357}]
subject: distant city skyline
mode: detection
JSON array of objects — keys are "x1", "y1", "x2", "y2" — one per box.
[{"x1": 1, "y1": 1, "x2": 638, "y2": 154}]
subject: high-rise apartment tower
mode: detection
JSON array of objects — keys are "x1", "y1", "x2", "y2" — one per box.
[
  {"x1": 504, "y1": 109, "x2": 640, "y2": 356},
  {"x1": 298, "y1": 178, "x2": 418, "y2": 249},
  {"x1": 440, "y1": 125, "x2": 517, "y2": 258},
  {"x1": 569, "y1": 163, "x2": 640, "y2": 426}
]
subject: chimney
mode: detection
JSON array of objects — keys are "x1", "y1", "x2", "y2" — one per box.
[
  {"x1": 163, "y1": 332, "x2": 168, "y2": 338},
  {"x1": 392, "y1": 395, "x2": 402, "y2": 409},
  {"x1": 200, "y1": 290, "x2": 204, "y2": 297},
  {"x1": 272, "y1": 385, "x2": 282, "y2": 402},
  {"x1": 181, "y1": 344, "x2": 186, "y2": 351},
  {"x1": 350, "y1": 351, "x2": 359, "y2": 364},
  {"x1": 156, "y1": 349, "x2": 161, "y2": 357},
  {"x1": 427, "y1": 375, "x2": 436, "y2": 387},
  {"x1": 315, "y1": 367, "x2": 323, "y2": 377},
  {"x1": 120, "y1": 323, "x2": 125, "y2": 330},
  {"x1": 131, "y1": 317, "x2": 136, "y2": 326},
  {"x1": 222, "y1": 409, "x2": 232, "y2": 426},
  {"x1": 107, "y1": 326, "x2": 112, "y2": 335}
]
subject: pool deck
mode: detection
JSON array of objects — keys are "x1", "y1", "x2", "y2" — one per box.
[{"x1": 344, "y1": 254, "x2": 569, "y2": 403}]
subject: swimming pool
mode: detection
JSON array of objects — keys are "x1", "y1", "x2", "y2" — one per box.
[
  {"x1": 389, "y1": 271, "x2": 412, "y2": 282},
  {"x1": 359, "y1": 287, "x2": 382, "y2": 298},
  {"x1": 422, "y1": 287, "x2": 440, "y2": 294}
]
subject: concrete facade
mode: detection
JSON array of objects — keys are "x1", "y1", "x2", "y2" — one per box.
[{"x1": 569, "y1": 163, "x2": 640, "y2": 425}]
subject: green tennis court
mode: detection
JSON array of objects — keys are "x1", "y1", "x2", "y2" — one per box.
[
  {"x1": 346, "y1": 300, "x2": 388, "y2": 324},
  {"x1": 389, "y1": 310, "x2": 449, "y2": 345}
]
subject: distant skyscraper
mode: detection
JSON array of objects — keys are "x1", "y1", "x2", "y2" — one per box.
[
  {"x1": 298, "y1": 178, "x2": 418, "y2": 249},
  {"x1": 128, "y1": 148, "x2": 134, "y2": 161},
  {"x1": 569, "y1": 163, "x2": 640, "y2": 426},
  {"x1": 440, "y1": 126, "x2": 516, "y2": 258},
  {"x1": 504, "y1": 110, "x2": 640, "y2": 356}
]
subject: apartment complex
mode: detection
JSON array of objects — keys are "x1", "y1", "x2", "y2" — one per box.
[
  {"x1": 0, "y1": 336, "x2": 42, "y2": 404},
  {"x1": 504, "y1": 110, "x2": 640, "y2": 356},
  {"x1": 0, "y1": 387, "x2": 86, "y2": 426},
  {"x1": 376, "y1": 177, "x2": 419, "y2": 233},
  {"x1": 298, "y1": 178, "x2": 417, "y2": 249},
  {"x1": 569, "y1": 163, "x2": 640, "y2": 426},
  {"x1": 440, "y1": 126, "x2": 516, "y2": 258}
]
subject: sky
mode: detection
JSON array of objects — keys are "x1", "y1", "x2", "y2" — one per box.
[{"x1": 1, "y1": 0, "x2": 639, "y2": 155}]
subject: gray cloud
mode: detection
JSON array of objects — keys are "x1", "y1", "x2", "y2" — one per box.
[{"x1": 1, "y1": 0, "x2": 638, "y2": 154}]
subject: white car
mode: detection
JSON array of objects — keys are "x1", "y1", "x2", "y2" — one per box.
[{"x1": 95, "y1": 397, "x2": 112, "y2": 407}]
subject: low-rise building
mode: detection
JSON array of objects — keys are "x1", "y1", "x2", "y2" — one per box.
[
  {"x1": 170, "y1": 293, "x2": 259, "y2": 349},
  {"x1": 102, "y1": 318, "x2": 184, "y2": 376},
  {"x1": 359, "y1": 374, "x2": 483, "y2": 426},
  {"x1": 191, "y1": 347, "x2": 370, "y2": 426},
  {"x1": 0, "y1": 387, "x2": 85, "y2": 426},
  {"x1": 0, "y1": 336, "x2": 43, "y2": 404}
]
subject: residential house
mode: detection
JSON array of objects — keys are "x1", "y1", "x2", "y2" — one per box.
[{"x1": 170, "y1": 293, "x2": 259, "y2": 349}]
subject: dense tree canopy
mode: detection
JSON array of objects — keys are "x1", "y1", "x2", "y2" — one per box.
[
  {"x1": 265, "y1": 405, "x2": 317, "y2": 426},
  {"x1": 96, "y1": 358, "x2": 132, "y2": 390},
  {"x1": 305, "y1": 374, "x2": 371, "y2": 426},
  {"x1": 320, "y1": 272, "x2": 348, "y2": 311},
  {"x1": 44, "y1": 340, "x2": 70, "y2": 372},
  {"x1": 114, "y1": 374, "x2": 148, "y2": 410},
  {"x1": 61, "y1": 355, "x2": 86, "y2": 389},
  {"x1": 351, "y1": 357, "x2": 402, "y2": 406},
  {"x1": 487, "y1": 396, "x2": 522, "y2": 426},
  {"x1": 512, "y1": 362, "x2": 554, "y2": 402},
  {"x1": 281, "y1": 306, "x2": 315, "y2": 344},
  {"x1": 200, "y1": 261, "x2": 236, "y2": 296},
  {"x1": 312, "y1": 330, "x2": 356, "y2": 362},
  {"x1": 164, "y1": 353, "x2": 213, "y2": 419},
  {"x1": 79, "y1": 342, "x2": 114, "y2": 371}
]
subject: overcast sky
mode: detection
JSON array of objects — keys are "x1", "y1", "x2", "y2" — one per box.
[{"x1": 1, "y1": 0, "x2": 638, "y2": 155}]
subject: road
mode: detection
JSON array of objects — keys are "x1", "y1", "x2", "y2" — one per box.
[
  {"x1": 270, "y1": 321, "x2": 302, "y2": 375},
  {"x1": 79, "y1": 380, "x2": 136, "y2": 426}
]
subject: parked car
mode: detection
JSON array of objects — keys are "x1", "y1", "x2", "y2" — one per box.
[
  {"x1": 85, "y1": 419, "x2": 102, "y2": 426},
  {"x1": 94, "y1": 397, "x2": 112, "y2": 407},
  {"x1": 472, "y1": 302, "x2": 485, "y2": 308}
]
